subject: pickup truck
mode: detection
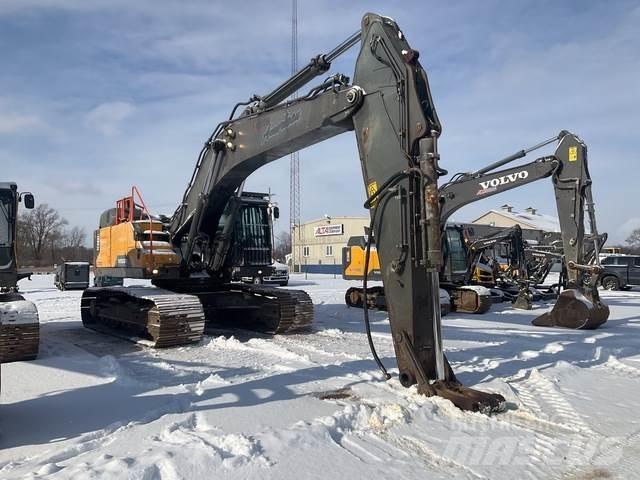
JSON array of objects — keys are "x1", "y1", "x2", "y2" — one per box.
[{"x1": 599, "y1": 255, "x2": 640, "y2": 290}]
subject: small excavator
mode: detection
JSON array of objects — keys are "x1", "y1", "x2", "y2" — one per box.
[
  {"x1": 0, "y1": 183, "x2": 39, "y2": 364},
  {"x1": 81, "y1": 13, "x2": 608, "y2": 413},
  {"x1": 343, "y1": 225, "x2": 494, "y2": 314},
  {"x1": 342, "y1": 234, "x2": 452, "y2": 316}
]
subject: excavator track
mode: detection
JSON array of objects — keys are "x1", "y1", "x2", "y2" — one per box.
[
  {"x1": 344, "y1": 286, "x2": 453, "y2": 316},
  {"x1": 0, "y1": 293, "x2": 40, "y2": 362},
  {"x1": 81, "y1": 287, "x2": 206, "y2": 347},
  {"x1": 344, "y1": 286, "x2": 386, "y2": 310},
  {"x1": 344, "y1": 285, "x2": 492, "y2": 315},
  {"x1": 191, "y1": 283, "x2": 314, "y2": 334},
  {"x1": 448, "y1": 286, "x2": 493, "y2": 314},
  {"x1": 81, "y1": 283, "x2": 314, "y2": 347}
]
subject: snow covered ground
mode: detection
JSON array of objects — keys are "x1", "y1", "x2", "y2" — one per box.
[{"x1": 2, "y1": 273, "x2": 640, "y2": 479}]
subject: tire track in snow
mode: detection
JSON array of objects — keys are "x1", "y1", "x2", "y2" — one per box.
[
  {"x1": 508, "y1": 369, "x2": 599, "y2": 480},
  {"x1": 270, "y1": 334, "x2": 368, "y2": 366}
]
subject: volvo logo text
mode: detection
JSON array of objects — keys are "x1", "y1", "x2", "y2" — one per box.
[{"x1": 477, "y1": 170, "x2": 529, "y2": 195}]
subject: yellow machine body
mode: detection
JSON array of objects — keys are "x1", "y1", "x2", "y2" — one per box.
[
  {"x1": 471, "y1": 263, "x2": 495, "y2": 285},
  {"x1": 342, "y1": 243, "x2": 381, "y2": 280},
  {"x1": 95, "y1": 219, "x2": 180, "y2": 277}
]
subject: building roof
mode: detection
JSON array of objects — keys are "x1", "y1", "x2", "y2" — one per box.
[{"x1": 473, "y1": 207, "x2": 561, "y2": 232}]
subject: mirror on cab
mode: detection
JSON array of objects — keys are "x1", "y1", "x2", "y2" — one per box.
[
  {"x1": 273, "y1": 206, "x2": 280, "y2": 219},
  {"x1": 21, "y1": 192, "x2": 35, "y2": 209}
]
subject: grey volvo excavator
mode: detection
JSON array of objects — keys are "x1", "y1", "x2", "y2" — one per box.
[
  {"x1": 81, "y1": 13, "x2": 608, "y2": 413},
  {"x1": 438, "y1": 131, "x2": 608, "y2": 329}
]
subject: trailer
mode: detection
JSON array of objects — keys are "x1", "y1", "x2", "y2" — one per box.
[{"x1": 55, "y1": 262, "x2": 90, "y2": 290}]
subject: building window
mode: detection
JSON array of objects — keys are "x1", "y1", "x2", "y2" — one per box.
[
  {"x1": 303, "y1": 246, "x2": 310, "y2": 257},
  {"x1": 325, "y1": 245, "x2": 333, "y2": 256}
]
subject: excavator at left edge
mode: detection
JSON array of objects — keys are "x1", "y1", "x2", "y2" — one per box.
[{"x1": 0, "y1": 182, "x2": 39, "y2": 364}]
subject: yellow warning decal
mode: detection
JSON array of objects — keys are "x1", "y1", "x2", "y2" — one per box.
[
  {"x1": 367, "y1": 180, "x2": 379, "y2": 207},
  {"x1": 568, "y1": 146, "x2": 578, "y2": 162}
]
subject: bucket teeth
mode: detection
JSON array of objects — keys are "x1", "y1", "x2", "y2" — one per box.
[
  {"x1": 532, "y1": 289, "x2": 609, "y2": 330},
  {"x1": 419, "y1": 380, "x2": 506, "y2": 415}
]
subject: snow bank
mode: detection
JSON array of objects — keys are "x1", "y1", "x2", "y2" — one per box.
[{"x1": 1, "y1": 274, "x2": 639, "y2": 479}]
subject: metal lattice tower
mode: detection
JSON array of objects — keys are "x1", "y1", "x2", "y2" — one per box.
[{"x1": 289, "y1": 0, "x2": 302, "y2": 272}]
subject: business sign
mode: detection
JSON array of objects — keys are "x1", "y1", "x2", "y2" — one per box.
[{"x1": 314, "y1": 224, "x2": 344, "y2": 237}]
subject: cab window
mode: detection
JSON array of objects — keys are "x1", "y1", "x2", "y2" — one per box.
[{"x1": 446, "y1": 229, "x2": 468, "y2": 273}]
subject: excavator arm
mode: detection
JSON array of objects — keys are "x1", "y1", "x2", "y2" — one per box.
[
  {"x1": 165, "y1": 13, "x2": 505, "y2": 413},
  {"x1": 439, "y1": 132, "x2": 609, "y2": 328}
]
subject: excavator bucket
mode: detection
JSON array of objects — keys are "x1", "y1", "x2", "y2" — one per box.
[{"x1": 532, "y1": 288, "x2": 609, "y2": 330}]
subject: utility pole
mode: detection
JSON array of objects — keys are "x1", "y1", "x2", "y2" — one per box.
[{"x1": 289, "y1": 0, "x2": 302, "y2": 272}]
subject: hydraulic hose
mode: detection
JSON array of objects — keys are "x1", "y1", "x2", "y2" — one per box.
[
  {"x1": 363, "y1": 204, "x2": 391, "y2": 380},
  {"x1": 361, "y1": 169, "x2": 423, "y2": 380}
]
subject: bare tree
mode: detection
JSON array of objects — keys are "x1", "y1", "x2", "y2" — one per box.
[
  {"x1": 20, "y1": 204, "x2": 68, "y2": 262},
  {"x1": 273, "y1": 230, "x2": 291, "y2": 262},
  {"x1": 626, "y1": 228, "x2": 640, "y2": 247},
  {"x1": 64, "y1": 226, "x2": 86, "y2": 249}
]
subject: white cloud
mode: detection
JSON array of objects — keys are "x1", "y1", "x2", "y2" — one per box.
[
  {"x1": 0, "y1": 112, "x2": 43, "y2": 134},
  {"x1": 615, "y1": 218, "x2": 640, "y2": 244},
  {"x1": 85, "y1": 101, "x2": 135, "y2": 137}
]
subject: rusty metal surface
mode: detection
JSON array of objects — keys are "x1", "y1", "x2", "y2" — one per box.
[
  {"x1": 450, "y1": 288, "x2": 492, "y2": 314},
  {"x1": 0, "y1": 324, "x2": 39, "y2": 362},
  {"x1": 532, "y1": 289, "x2": 609, "y2": 330},
  {"x1": 416, "y1": 379, "x2": 506, "y2": 414}
]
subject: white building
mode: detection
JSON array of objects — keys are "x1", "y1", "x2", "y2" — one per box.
[
  {"x1": 291, "y1": 216, "x2": 369, "y2": 274},
  {"x1": 472, "y1": 204, "x2": 560, "y2": 232}
]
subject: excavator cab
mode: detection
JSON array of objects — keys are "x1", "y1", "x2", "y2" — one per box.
[
  {"x1": 0, "y1": 183, "x2": 35, "y2": 289},
  {"x1": 0, "y1": 185, "x2": 18, "y2": 290}
]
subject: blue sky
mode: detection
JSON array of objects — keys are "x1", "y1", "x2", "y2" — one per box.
[{"x1": 2, "y1": 0, "x2": 639, "y2": 243}]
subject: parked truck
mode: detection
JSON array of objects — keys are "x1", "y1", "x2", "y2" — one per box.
[{"x1": 599, "y1": 255, "x2": 640, "y2": 290}]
